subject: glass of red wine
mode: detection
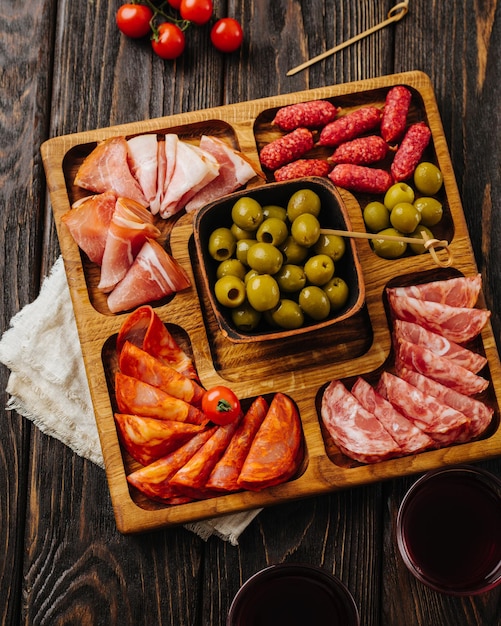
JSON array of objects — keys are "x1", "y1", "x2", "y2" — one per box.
[{"x1": 397, "y1": 465, "x2": 501, "y2": 595}]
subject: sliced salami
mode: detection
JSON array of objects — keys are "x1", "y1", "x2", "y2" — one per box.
[{"x1": 387, "y1": 274, "x2": 482, "y2": 308}]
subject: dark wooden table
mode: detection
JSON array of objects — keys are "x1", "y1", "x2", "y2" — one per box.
[{"x1": 2, "y1": 1, "x2": 501, "y2": 624}]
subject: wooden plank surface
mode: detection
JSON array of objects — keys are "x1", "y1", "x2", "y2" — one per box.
[{"x1": 1, "y1": 1, "x2": 500, "y2": 625}]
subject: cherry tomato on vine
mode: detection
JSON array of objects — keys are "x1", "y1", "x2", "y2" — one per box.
[
  {"x1": 116, "y1": 4, "x2": 154, "y2": 39},
  {"x1": 202, "y1": 385, "x2": 242, "y2": 425},
  {"x1": 180, "y1": 0, "x2": 213, "y2": 26},
  {"x1": 167, "y1": 0, "x2": 182, "y2": 8},
  {"x1": 152, "y1": 22, "x2": 186, "y2": 59},
  {"x1": 210, "y1": 18, "x2": 243, "y2": 53}
]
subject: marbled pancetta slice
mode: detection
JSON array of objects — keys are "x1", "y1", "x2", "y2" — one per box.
[
  {"x1": 320, "y1": 380, "x2": 401, "y2": 463},
  {"x1": 387, "y1": 274, "x2": 482, "y2": 308}
]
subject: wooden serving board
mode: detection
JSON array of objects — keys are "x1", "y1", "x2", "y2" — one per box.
[{"x1": 41, "y1": 71, "x2": 501, "y2": 534}]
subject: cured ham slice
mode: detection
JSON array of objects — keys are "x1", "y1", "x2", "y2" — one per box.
[
  {"x1": 387, "y1": 291, "x2": 490, "y2": 343},
  {"x1": 395, "y1": 338, "x2": 489, "y2": 396},
  {"x1": 98, "y1": 197, "x2": 161, "y2": 292},
  {"x1": 151, "y1": 134, "x2": 178, "y2": 215},
  {"x1": 150, "y1": 139, "x2": 167, "y2": 215},
  {"x1": 206, "y1": 396, "x2": 269, "y2": 492},
  {"x1": 106, "y1": 239, "x2": 191, "y2": 313},
  {"x1": 116, "y1": 305, "x2": 198, "y2": 380},
  {"x1": 118, "y1": 341, "x2": 204, "y2": 405},
  {"x1": 126, "y1": 428, "x2": 216, "y2": 502},
  {"x1": 184, "y1": 135, "x2": 258, "y2": 214},
  {"x1": 61, "y1": 191, "x2": 116, "y2": 264},
  {"x1": 398, "y1": 368, "x2": 494, "y2": 440},
  {"x1": 376, "y1": 371, "x2": 469, "y2": 446},
  {"x1": 351, "y1": 377, "x2": 433, "y2": 454},
  {"x1": 387, "y1": 274, "x2": 482, "y2": 308},
  {"x1": 114, "y1": 413, "x2": 204, "y2": 465},
  {"x1": 74, "y1": 137, "x2": 148, "y2": 207},
  {"x1": 320, "y1": 380, "x2": 401, "y2": 463},
  {"x1": 127, "y1": 134, "x2": 158, "y2": 204},
  {"x1": 238, "y1": 393, "x2": 304, "y2": 490},
  {"x1": 115, "y1": 372, "x2": 207, "y2": 425},
  {"x1": 393, "y1": 319, "x2": 487, "y2": 373}
]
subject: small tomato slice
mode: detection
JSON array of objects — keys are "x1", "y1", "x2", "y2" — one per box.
[
  {"x1": 210, "y1": 18, "x2": 243, "y2": 53},
  {"x1": 202, "y1": 385, "x2": 242, "y2": 425},
  {"x1": 180, "y1": 0, "x2": 213, "y2": 25},
  {"x1": 152, "y1": 22, "x2": 186, "y2": 60},
  {"x1": 116, "y1": 4, "x2": 153, "y2": 39}
]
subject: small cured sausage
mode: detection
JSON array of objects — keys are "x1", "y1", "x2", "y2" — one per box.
[
  {"x1": 329, "y1": 135, "x2": 389, "y2": 165},
  {"x1": 119, "y1": 341, "x2": 205, "y2": 405},
  {"x1": 317, "y1": 107, "x2": 382, "y2": 147},
  {"x1": 238, "y1": 393, "x2": 303, "y2": 490},
  {"x1": 115, "y1": 372, "x2": 207, "y2": 425},
  {"x1": 329, "y1": 163, "x2": 393, "y2": 194},
  {"x1": 272, "y1": 100, "x2": 339, "y2": 131},
  {"x1": 274, "y1": 158, "x2": 331, "y2": 181},
  {"x1": 259, "y1": 128, "x2": 314, "y2": 171},
  {"x1": 114, "y1": 413, "x2": 204, "y2": 465},
  {"x1": 116, "y1": 305, "x2": 198, "y2": 380},
  {"x1": 387, "y1": 291, "x2": 491, "y2": 344},
  {"x1": 320, "y1": 380, "x2": 401, "y2": 464},
  {"x1": 393, "y1": 320, "x2": 487, "y2": 374},
  {"x1": 387, "y1": 274, "x2": 482, "y2": 308},
  {"x1": 380, "y1": 85, "x2": 412, "y2": 143},
  {"x1": 391, "y1": 122, "x2": 432, "y2": 181},
  {"x1": 351, "y1": 377, "x2": 433, "y2": 454},
  {"x1": 395, "y1": 338, "x2": 489, "y2": 396},
  {"x1": 206, "y1": 396, "x2": 269, "y2": 492}
]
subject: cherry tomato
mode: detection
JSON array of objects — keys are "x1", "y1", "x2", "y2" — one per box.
[
  {"x1": 180, "y1": 0, "x2": 213, "y2": 25},
  {"x1": 167, "y1": 0, "x2": 182, "y2": 8},
  {"x1": 152, "y1": 22, "x2": 186, "y2": 59},
  {"x1": 210, "y1": 18, "x2": 243, "y2": 53},
  {"x1": 202, "y1": 385, "x2": 242, "y2": 425},
  {"x1": 116, "y1": 4, "x2": 153, "y2": 39}
]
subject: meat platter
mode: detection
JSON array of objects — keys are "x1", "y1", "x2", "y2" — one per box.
[{"x1": 41, "y1": 71, "x2": 501, "y2": 533}]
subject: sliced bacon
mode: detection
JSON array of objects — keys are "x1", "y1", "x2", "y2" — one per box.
[
  {"x1": 387, "y1": 274, "x2": 482, "y2": 308},
  {"x1": 395, "y1": 338, "x2": 489, "y2": 396},
  {"x1": 115, "y1": 372, "x2": 207, "y2": 425},
  {"x1": 320, "y1": 380, "x2": 402, "y2": 463},
  {"x1": 61, "y1": 191, "x2": 116, "y2": 265},
  {"x1": 351, "y1": 377, "x2": 433, "y2": 454},
  {"x1": 387, "y1": 291, "x2": 490, "y2": 343},
  {"x1": 393, "y1": 319, "x2": 487, "y2": 373},
  {"x1": 376, "y1": 371, "x2": 469, "y2": 446},
  {"x1": 74, "y1": 137, "x2": 148, "y2": 207},
  {"x1": 114, "y1": 413, "x2": 204, "y2": 465},
  {"x1": 106, "y1": 239, "x2": 191, "y2": 314},
  {"x1": 127, "y1": 134, "x2": 158, "y2": 204}
]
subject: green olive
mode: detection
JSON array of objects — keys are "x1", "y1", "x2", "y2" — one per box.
[
  {"x1": 408, "y1": 225, "x2": 435, "y2": 255},
  {"x1": 371, "y1": 227, "x2": 407, "y2": 259},
  {"x1": 246, "y1": 242, "x2": 283, "y2": 275},
  {"x1": 256, "y1": 217, "x2": 289, "y2": 246},
  {"x1": 275, "y1": 264, "x2": 307, "y2": 293},
  {"x1": 262, "y1": 204, "x2": 287, "y2": 221},
  {"x1": 216, "y1": 258, "x2": 247, "y2": 281},
  {"x1": 291, "y1": 213, "x2": 320, "y2": 247},
  {"x1": 214, "y1": 275, "x2": 246, "y2": 308},
  {"x1": 324, "y1": 277, "x2": 349, "y2": 311},
  {"x1": 390, "y1": 202, "x2": 421, "y2": 234},
  {"x1": 287, "y1": 189, "x2": 321, "y2": 221},
  {"x1": 363, "y1": 201, "x2": 391, "y2": 232},
  {"x1": 413, "y1": 162, "x2": 443, "y2": 195},
  {"x1": 313, "y1": 233, "x2": 346, "y2": 261},
  {"x1": 208, "y1": 227, "x2": 236, "y2": 261},
  {"x1": 231, "y1": 222, "x2": 255, "y2": 241},
  {"x1": 414, "y1": 196, "x2": 443, "y2": 227},
  {"x1": 299, "y1": 285, "x2": 331, "y2": 321},
  {"x1": 384, "y1": 182, "x2": 415, "y2": 210},
  {"x1": 244, "y1": 269, "x2": 259, "y2": 284},
  {"x1": 304, "y1": 254, "x2": 335, "y2": 286},
  {"x1": 246, "y1": 274, "x2": 280, "y2": 311},
  {"x1": 270, "y1": 299, "x2": 305, "y2": 330},
  {"x1": 280, "y1": 236, "x2": 309, "y2": 264},
  {"x1": 231, "y1": 196, "x2": 264, "y2": 231},
  {"x1": 235, "y1": 239, "x2": 256, "y2": 265},
  {"x1": 231, "y1": 303, "x2": 262, "y2": 331}
]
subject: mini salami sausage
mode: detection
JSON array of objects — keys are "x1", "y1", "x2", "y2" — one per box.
[
  {"x1": 259, "y1": 128, "x2": 314, "y2": 171},
  {"x1": 274, "y1": 158, "x2": 331, "y2": 181},
  {"x1": 329, "y1": 135, "x2": 389, "y2": 165},
  {"x1": 329, "y1": 163, "x2": 393, "y2": 194},
  {"x1": 391, "y1": 122, "x2": 432, "y2": 181},
  {"x1": 272, "y1": 100, "x2": 339, "y2": 131},
  {"x1": 317, "y1": 106, "x2": 382, "y2": 147},
  {"x1": 380, "y1": 85, "x2": 412, "y2": 143}
]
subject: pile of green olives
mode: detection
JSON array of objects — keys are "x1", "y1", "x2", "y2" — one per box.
[
  {"x1": 362, "y1": 162, "x2": 444, "y2": 260},
  {"x1": 207, "y1": 188, "x2": 351, "y2": 332}
]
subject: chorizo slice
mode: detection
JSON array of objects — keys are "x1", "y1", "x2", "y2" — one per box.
[
  {"x1": 317, "y1": 106, "x2": 382, "y2": 147},
  {"x1": 272, "y1": 100, "x2": 339, "y2": 131},
  {"x1": 387, "y1": 274, "x2": 482, "y2": 308},
  {"x1": 380, "y1": 85, "x2": 412, "y2": 143}
]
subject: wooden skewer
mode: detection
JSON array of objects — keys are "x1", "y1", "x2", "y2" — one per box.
[
  {"x1": 320, "y1": 227, "x2": 454, "y2": 268},
  {"x1": 287, "y1": 1, "x2": 409, "y2": 76}
]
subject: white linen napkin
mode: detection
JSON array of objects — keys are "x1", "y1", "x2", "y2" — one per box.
[{"x1": 0, "y1": 256, "x2": 260, "y2": 544}]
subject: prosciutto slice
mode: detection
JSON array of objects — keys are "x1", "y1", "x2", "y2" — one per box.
[
  {"x1": 107, "y1": 239, "x2": 191, "y2": 313},
  {"x1": 387, "y1": 292, "x2": 490, "y2": 343},
  {"x1": 127, "y1": 134, "x2": 158, "y2": 204},
  {"x1": 320, "y1": 380, "x2": 401, "y2": 463},
  {"x1": 61, "y1": 191, "x2": 116, "y2": 264},
  {"x1": 74, "y1": 137, "x2": 148, "y2": 207},
  {"x1": 387, "y1": 274, "x2": 482, "y2": 308}
]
